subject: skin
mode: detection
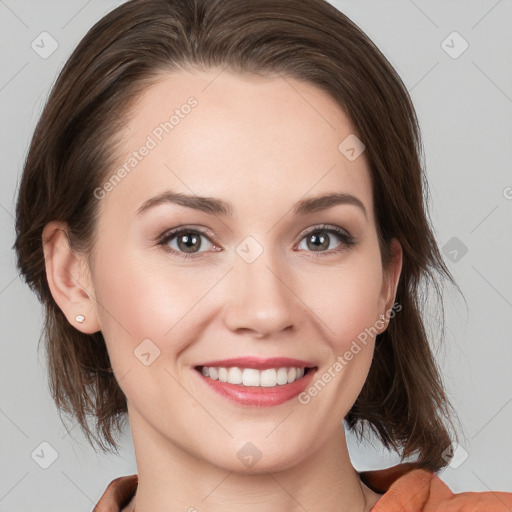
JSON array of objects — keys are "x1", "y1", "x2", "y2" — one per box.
[{"x1": 43, "y1": 68, "x2": 402, "y2": 512}]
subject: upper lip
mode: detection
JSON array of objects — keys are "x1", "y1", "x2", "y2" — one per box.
[{"x1": 195, "y1": 356, "x2": 316, "y2": 370}]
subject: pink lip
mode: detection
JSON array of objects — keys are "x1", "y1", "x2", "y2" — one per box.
[
  {"x1": 195, "y1": 366, "x2": 318, "y2": 407},
  {"x1": 194, "y1": 356, "x2": 315, "y2": 370}
]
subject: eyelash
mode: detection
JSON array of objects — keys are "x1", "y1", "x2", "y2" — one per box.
[{"x1": 156, "y1": 224, "x2": 357, "y2": 260}]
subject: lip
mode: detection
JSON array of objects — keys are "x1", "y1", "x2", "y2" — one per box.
[
  {"x1": 193, "y1": 365, "x2": 318, "y2": 407},
  {"x1": 194, "y1": 356, "x2": 315, "y2": 370}
]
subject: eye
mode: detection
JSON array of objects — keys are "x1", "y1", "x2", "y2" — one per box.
[
  {"x1": 157, "y1": 227, "x2": 219, "y2": 259},
  {"x1": 156, "y1": 224, "x2": 356, "y2": 260},
  {"x1": 295, "y1": 224, "x2": 356, "y2": 256}
]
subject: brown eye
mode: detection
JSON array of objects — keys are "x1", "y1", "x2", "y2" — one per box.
[
  {"x1": 304, "y1": 232, "x2": 332, "y2": 251},
  {"x1": 296, "y1": 225, "x2": 356, "y2": 255},
  {"x1": 174, "y1": 232, "x2": 203, "y2": 253},
  {"x1": 158, "y1": 228, "x2": 217, "y2": 259}
]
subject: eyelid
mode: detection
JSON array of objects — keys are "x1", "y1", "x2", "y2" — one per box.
[
  {"x1": 155, "y1": 225, "x2": 217, "y2": 244},
  {"x1": 298, "y1": 223, "x2": 351, "y2": 239}
]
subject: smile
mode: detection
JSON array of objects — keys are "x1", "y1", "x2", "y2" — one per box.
[
  {"x1": 197, "y1": 366, "x2": 310, "y2": 387},
  {"x1": 194, "y1": 364, "x2": 318, "y2": 407}
]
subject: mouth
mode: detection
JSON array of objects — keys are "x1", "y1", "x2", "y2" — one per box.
[
  {"x1": 194, "y1": 365, "x2": 316, "y2": 388},
  {"x1": 192, "y1": 356, "x2": 318, "y2": 406}
]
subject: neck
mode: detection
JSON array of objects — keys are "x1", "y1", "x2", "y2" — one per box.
[{"x1": 126, "y1": 408, "x2": 380, "y2": 512}]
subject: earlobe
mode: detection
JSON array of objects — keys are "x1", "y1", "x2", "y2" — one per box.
[{"x1": 42, "y1": 221, "x2": 101, "y2": 334}]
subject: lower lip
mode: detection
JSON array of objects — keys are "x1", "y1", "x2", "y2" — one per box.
[{"x1": 195, "y1": 368, "x2": 317, "y2": 407}]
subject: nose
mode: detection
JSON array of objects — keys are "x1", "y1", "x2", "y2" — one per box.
[{"x1": 222, "y1": 247, "x2": 298, "y2": 338}]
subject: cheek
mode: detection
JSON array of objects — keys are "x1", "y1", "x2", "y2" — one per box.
[
  {"x1": 91, "y1": 247, "x2": 206, "y2": 363},
  {"x1": 301, "y1": 252, "x2": 384, "y2": 351},
  {"x1": 293, "y1": 253, "x2": 384, "y2": 424},
  {"x1": 91, "y1": 239, "x2": 238, "y2": 380}
]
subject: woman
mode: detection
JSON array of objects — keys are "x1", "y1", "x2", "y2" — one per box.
[{"x1": 13, "y1": 0, "x2": 512, "y2": 510}]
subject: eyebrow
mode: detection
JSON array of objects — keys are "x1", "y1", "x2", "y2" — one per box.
[{"x1": 136, "y1": 190, "x2": 367, "y2": 219}]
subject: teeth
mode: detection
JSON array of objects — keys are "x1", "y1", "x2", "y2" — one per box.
[
  {"x1": 218, "y1": 367, "x2": 228, "y2": 382},
  {"x1": 243, "y1": 368, "x2": 260, "y2": 386},
  {"x1": 200, "y1": 366, "x2": 307, "y2": 387},
  {"x1": 228, "y1": 367, "x2": 243, "y2": 384}
]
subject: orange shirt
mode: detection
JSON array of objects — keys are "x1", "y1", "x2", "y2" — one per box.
[{"x1": 93, "y1": 462, "x2": 512, "y2": 511}]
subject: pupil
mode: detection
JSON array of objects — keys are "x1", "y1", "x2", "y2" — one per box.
[
  {"x1": 309, "y1": 233, "x2": 328, "y2": 251},
  {"x1": 179, "y1": 233, "x2": 200, "y2": 253}
]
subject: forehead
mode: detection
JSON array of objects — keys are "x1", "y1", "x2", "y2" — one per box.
[{"x1": 100, "y1": 68, "x2": 374, "y2": 223}]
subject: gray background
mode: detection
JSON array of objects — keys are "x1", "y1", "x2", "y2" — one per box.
[{"x1": 1, "y1": 0, "x2": 511, "y2": 510}]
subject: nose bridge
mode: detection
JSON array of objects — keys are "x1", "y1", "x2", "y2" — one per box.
[{"x1": 222, "y1": 238, "x2": 297, "y2": 336}]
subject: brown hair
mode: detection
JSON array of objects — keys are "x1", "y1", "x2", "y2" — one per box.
[{"x1": 14, "y1": 0, "x2": 461, "y2": 471}]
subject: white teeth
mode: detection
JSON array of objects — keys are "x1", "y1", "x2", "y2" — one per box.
[
  {"x1": 260, "y1": 369, "x2": 277, "y2": 387},
  {"x1": 276, "y1": 367, "x2": 288, "y2": 385},
  {"x1": 287, "y1": 367, "x2": 297, "y2": 382},
  {"x1": 243, "y1": 368, "x2": 260, "y2": 386},
  {"x1": 228, "y1": 367, "x2": 243, "y2": 385},
  {"x1": 200, "y1": 366, "x2": 307, "y2": 387},
  {"x1": 218, "y1": 367, "x2": 228, "y2": 382}
]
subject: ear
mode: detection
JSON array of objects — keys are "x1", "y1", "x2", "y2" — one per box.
[
  {"x1": 42, "y1": 221, "x2": 101, "y2": 334},
  {"x1": 376, "y1": 237, "x2": 403, "y2": 333}
]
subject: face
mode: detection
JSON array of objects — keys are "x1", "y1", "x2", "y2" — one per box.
[{"x1": 86, "y1": 68, "x2": 401, "y2": 472}]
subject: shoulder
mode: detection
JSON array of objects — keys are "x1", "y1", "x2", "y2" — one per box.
[
  {"x1": 360, "y1": 463, "x2": 512, "y2": 512},
  {"x1": 94, "y1": 465, "x2": 512, "y2": 512},
  {"x1": 93, "y1": 474, "x2": 138, "y2": 512}
]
